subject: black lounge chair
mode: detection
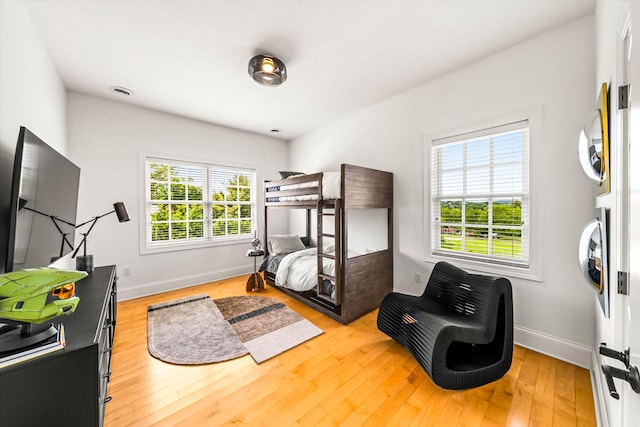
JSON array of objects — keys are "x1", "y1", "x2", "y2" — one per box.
[{"x1": 377, "y1": 261, "x2": 513, "y2": 390}]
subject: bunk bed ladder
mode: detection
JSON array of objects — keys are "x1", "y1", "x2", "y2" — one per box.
[{"x1": 317, "y1": 199, "x2": 341, "y2": 305}]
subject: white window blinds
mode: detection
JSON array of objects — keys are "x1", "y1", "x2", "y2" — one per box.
[
  {"x1": 145, "y1": 157, "x2": 255, "y2": 248},
  {"x1": 430, "y1": 120, "x2": 530, "y2": 267}
]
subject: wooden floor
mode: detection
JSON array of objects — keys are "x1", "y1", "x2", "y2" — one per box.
[{"x1": 104, "y1": 275, "x2": 597, "y2": 426}]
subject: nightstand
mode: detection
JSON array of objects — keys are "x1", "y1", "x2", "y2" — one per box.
[{"x1": 246, "y1": 249, "x2": 265, "y2": 292}]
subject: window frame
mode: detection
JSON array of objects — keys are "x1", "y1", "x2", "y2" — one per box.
[
  {"x1": 424, "y1": 109, "x2": 542, "y2": 281},
  {"x1": 139, "y1": 152, "x2": 257, "y2": 255}
]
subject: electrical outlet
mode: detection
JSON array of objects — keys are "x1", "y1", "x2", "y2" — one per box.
[
  {"x1": 415, "y1": 272, "x2": 422, "y2": 284},
  {"x1": 123, "y1": 267, "x2": 131, "y2": 277}
]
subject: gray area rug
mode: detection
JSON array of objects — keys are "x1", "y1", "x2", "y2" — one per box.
[
  {"x1": 148, "y1": 294, "x2": 323, "y2": 365},
  {"x1": 147, "y1": 294, "x2": 247, "y2": 364},
  {"x1": 215, "y1": 295, "x2": 324, "y2": 363}
]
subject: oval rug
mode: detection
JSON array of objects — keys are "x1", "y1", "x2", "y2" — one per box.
[{"x1": 147, "y1": 294, "x2": 248, "y2": 364}]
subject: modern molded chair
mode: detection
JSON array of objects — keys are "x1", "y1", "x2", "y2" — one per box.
[{"x1": 377, "y1": 261, "x2": 513, "y2": 390}]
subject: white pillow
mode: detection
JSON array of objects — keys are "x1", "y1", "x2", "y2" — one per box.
[{"x1": 269, "y1": 234, "x2": 305, "y2": 255}]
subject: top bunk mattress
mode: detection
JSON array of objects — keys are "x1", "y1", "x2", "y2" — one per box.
[{"x1": 266, "y1": 171, "x2": 341, "y2": 202}]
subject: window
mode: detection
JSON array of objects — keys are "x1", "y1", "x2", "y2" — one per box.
[
  {"x1": 143, "y1": 157, "x2": 255, "y2": 252},
  {"x1": 428, "y1": 120, "x2": 530, "y2": 269}
]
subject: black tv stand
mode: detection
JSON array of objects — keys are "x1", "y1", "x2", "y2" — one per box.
[{"x1": 0, "y1": 265, "x2": 117, "y2": 427}]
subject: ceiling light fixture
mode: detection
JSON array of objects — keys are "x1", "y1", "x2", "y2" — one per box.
[{"x1": 248, "y1": 54, "x2": 287, "y2": 86}]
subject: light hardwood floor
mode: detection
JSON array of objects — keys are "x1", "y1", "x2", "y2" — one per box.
[{"x1": 104, "y1": 275, "x2": 596, "y2": 426}]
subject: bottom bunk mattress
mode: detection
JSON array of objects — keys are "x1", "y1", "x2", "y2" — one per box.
[{"x1": 260, "y1": 247, "x2": 336, "y2": 298}]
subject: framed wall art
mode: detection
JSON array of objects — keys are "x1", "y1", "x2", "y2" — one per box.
[
  {"x1": 578, "y1": 82, "x2": 610, "y2": 195},
  {"x1": 579, "y1": 207, "x2": 610, "y2": 318}
]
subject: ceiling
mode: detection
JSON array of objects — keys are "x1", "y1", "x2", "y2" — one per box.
[{"x1": 24, "y1": 0, "x2": 595, "y2": 140}]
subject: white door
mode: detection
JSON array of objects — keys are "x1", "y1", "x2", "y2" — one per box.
[{"x1": 620, "y1": 2, "x2": 640, "y2": 425}]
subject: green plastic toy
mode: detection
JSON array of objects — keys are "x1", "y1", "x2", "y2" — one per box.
[{"x1": 0, "y1": 268, "x2": 88, "y2": 324}]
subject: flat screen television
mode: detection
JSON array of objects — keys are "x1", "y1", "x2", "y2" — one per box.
[{"x1": 5, "y1": 127, "x2": 80, "y2": 272}]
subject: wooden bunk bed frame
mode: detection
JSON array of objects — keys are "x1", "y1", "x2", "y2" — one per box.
[{"x1": 263, "y1": 164, "x2": 393, "y2": 324}]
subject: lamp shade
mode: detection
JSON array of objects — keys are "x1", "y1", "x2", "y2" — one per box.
[
  {"x1": 113, "y1": 202, "x2": 130, "y2": 222},
  {"x1": 248, "y1": 54, "x2": 287, "y2": 86}
]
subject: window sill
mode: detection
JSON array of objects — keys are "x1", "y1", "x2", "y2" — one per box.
[
  {"x1": 424, "y1": 252, "x2": 542, "y2": 282},
  {"x1": 140, "y1": 236, "x2": 252, "y2": 255}
]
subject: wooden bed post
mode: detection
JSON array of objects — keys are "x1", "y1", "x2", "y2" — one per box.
[
  {"x1": 263, "y1": 181, "x2": 269, "y2": 256},
  {"x1": 306, "y1": 209, "x2": 311, "y2": 246}
]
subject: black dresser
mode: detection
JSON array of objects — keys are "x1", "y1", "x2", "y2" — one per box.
[{"x1": 0, "y1": 265, "x2": 117, "y2": 427}]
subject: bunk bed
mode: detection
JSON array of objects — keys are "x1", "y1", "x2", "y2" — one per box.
[{"x1": 262, "y1": 164, "x2": 393, "y2": 324}]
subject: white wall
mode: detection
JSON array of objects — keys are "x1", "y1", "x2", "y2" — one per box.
[
  {"x1": 290, "y1": 17, "x2": 596, "y2": 357},
  {"x1": 0, "y1": 0, "x2": 67, "y2": 272},
  {"x1": 67, "y1": 92, "x2": 288, "y2": 299},
  {"x1": 0, "y1": 1, "x2": 67, "y2": 153}
]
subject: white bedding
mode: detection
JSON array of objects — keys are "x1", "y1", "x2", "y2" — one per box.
[
  {"x1": 277, "y1": 172, "x2": 341, "y2": 199},
  {"x1": 275, "y1": 247, "x2": 335, "y2": 292}
]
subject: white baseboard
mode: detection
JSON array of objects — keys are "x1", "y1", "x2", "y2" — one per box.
[
  {"x1": 117, "y1": 265, "x2": 251, "y2": 301},
  {"x1": 514, "y1": 325, "x2": 592, "y2": 369}
]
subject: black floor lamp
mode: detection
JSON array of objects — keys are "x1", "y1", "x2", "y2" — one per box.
[{"x1": 72, "y1": 202, "x2": 130, "y2": 272}]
